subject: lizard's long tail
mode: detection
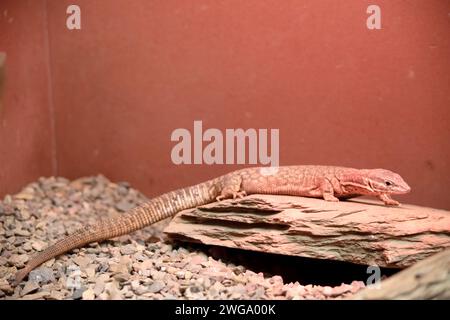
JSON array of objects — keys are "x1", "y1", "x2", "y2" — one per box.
[{"x1": 13, "y1": 180, "x2": 219, "y2": 286}]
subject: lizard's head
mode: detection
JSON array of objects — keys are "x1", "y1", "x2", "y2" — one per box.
[{"x1": 362, "y1": 169, "x2": 411, "y2": 195}]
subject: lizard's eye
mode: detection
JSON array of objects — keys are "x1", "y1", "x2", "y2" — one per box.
[{"x1": 385, "y1": 181, "x2": 393, "y2": 186}]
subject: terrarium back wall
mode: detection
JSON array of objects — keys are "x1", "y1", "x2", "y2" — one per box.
[
  {"x1": 0, "y1": 1, "x2": 56, "y2": 198},
  {"x1": 1, "y1": 0, "x2": 450, "y2": 209}
]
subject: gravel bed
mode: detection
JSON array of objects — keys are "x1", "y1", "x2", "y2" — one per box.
[{"x1": 0, "y1": 176, "x2": 366, "y2": 300}]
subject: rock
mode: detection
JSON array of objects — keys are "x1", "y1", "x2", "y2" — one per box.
[
  {"x1": 134, "y1": 260, "x2": 153, "y2": 273},
  {"x1": 17, "y1": 210, "x2": 31, "y2": 221},
  {"x1": 29, "y1": 267, "x2": 55, "y2": 284},
  {"x1": 105, "y1": 282, "x2": 123, "y2": 300},
  {"x1": 130, "y1": 280, "x2": 140, "y2": 290},
  {"x1": 9, "y1": 254, "x2": 29, "y2": 267},
  {"x1": 190, "y1": 255, "x2": 208, "y2": 265},
  {"x1": 160, "y1": 244, "x2": 172, "y2": 253},
  {"x1": 0, "y1": 278, "x2": 13, "y2": 293},
  {"x1": 230, "y1": 292, "x2": 242, "y2": 299},
  {"x1": 352, "y1": 249, "x2": 450, "y2": 300},
  {"x1": 73, "y1": 256, "x2": 91, "y2": 268},
  {"x1": 31, "y1": 240, "x2": 46, "y2": 252},
  {"x1": 109, "y1": 256, "x2": 132, "y2": 274},
  {"x1": 120, "y1": 244, "x2": 136, "y2": 255},
  {"x1": 185, "y1": 286, "x2": 204, "y2": 299},
  {"x1": 133, "y1": 285, "x2": 148, "y2": 295},
  {"x1": 0, "y1": 202, "x2": 15, "y2": 215},
  {"x1": 208, "y1": 285, "x2": 219, "y2": 297},
  {"x1": 21, "y1": 281, "x2": 40, "y2": 296},
  {"x1": 14, "y1": 229, "x2": 30, "y2": 237},
  {"x1": 49, "y1": 290, "x2": 65, "y2": 300},
  {"x1": 115, "y1": 200, "x2": 135, "y2": 212},
  {"x1": 96, "y1": 273, "x2": 110, "y2": 282},
  {"x1": 113, "y1": 273, "x2": 130, "y2": 283},
  {"x1": 147, "y1": 280, "x2": 165, "y2": 293},
  {"x1": 84, "y1": 265, "x2": 97, "y2": 280},
  {"x1": 93, "y1": 279, "x2": 105, "y2": 296},
  {"x1": 350, "y1": 281, "x2": 365, "y2": 293},
  {"x1": 21, "y1": 291, "x2": 51, "y2": 300},
  {"x1": 252, "y1": 286, "x2": 266, "y2": 299},
  {"x1": 72, "y1": 287, "x2": 86, "y2": 300},
  {"x1": 185, "y1": 271, "x2": 193, "y2": 280},
  {"x1": 165, "y1": 195, "x2": 450, "y2": 268},
  {"x1": 97, "y1": 292, "x2": 109, "y2": 300},
  {"x1": 14, "y1": 191, "x2": 34, "y2": 201},
  {"x1": 150, "y1": 270, "x2": 165, "y2": 281},
  {"x1": 123, "y1": 288, "x2": 134, "y2": 299},
  {"x1": 82, "y1": 288, "x2": 96, "y2": 300},
  {"x1": 22, "y1": 242, "x2": 32, "y2": 251},
  {"x1": 43, "y1": 258, "x2": 55, "y2": 268},
  {"x1": 322, "y1": 286, "x2": 333, "y2": 297},
  {"x1": 109, "y1": 263, "x2": 128, "y2": 274}
]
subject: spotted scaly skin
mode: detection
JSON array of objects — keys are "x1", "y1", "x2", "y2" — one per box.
[{"x1": 13, "y1": 165, "x2": 410, "y2": 285}]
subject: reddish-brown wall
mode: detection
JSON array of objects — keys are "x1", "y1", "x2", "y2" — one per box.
[
  {"x1": 1, "y1": 1, "x2": 449, "y2": 209},
  {"x1": 0, "y1": 0, "x2": 55, "y2": 197}
]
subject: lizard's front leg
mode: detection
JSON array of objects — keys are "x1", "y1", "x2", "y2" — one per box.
[
  {"x1": 321, "y1": 178, "x2": 339, "y2": 202},
  {"x1": 378, "y1": 194, "x2": 400, "y2": 206},
  {"x1": 216, "y1": 174, "x2": 246, "y2": 201}
]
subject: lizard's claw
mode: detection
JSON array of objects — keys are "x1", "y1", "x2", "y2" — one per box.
[
  {"x1": 384, "y1": 199, "x2": 400, "y2": 206},
  {"x1": 216, "y1": 191, "x2": 247, "y2": 202},
  {"x1": 378, "y1": 194, "x2": 400, "y2": 206},
  {"x1": 323, "y1": 194, "x2": 339, "y2": 202},
  {"x1": 233, "y1": 191, "x2": 247, "y2": 199}
]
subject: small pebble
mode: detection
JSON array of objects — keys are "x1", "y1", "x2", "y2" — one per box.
[
  {"x1": 120, "y1": 244, "x2": 136, "y2": 255},
  {"x1": 14, "y1": 229, "x2": 31, "y2": 237},
  {"x1": 82, "y1": 288, "x2": 95, "y2": 300},
  {"x1": 72, "y1": 287, "x2": 86, "y2": 300},
  {"x1": 147, "y1": 280, "x2": 165, "y2": 293},
  {"x1": 29, "y1": 267, "x2": 55, "y2": 285},
  {"x1": 31, "y1": 241, "x2": 46, "y2": 252},
  {"x1": 9, "y1": 254, "x2": 29, "y2": 267},
  {"x1": 21, "y1": 281, "x2": 40, "y2": 296}
]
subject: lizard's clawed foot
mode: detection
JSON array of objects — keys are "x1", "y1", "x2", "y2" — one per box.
[
  {"x1": 378, "y1": 194, "x2": 400, "y2": 206},
  {"x1": 216, "y1": 190, "x2": 247, "y2": 202},
  {"x1": 323, "y1": 194, "x2": 339, "y2": 202},
  {"x1": 383, "y1": 199, "x2": 400, "y2": 206},
  {"x1": 233, "y1": 191, "x2": 247, "y2": 199}
]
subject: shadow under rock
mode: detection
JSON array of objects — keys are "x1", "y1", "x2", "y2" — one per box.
[{"x1": 172, "y1": 241, "x2": 400, "y2": 287}]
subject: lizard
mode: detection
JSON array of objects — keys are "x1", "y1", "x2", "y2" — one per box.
[{"x1": 13, "y1": 165, "x2": 411, "y2": 286}]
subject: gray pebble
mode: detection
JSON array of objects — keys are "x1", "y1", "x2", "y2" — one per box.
[
  {"x1": 29, "y1": 267, "x2": 55, "y2": 285},
  {"x1": 115, "y1": 200, "x2": 135, "y2": 212},
  {"x1": 120, "y1": 244, "x2": 136, "y2": 255},
  {"x1": 147, "y1": 280, "x2": 165, "y2": 293},
  {"x1": 71, "y1": 287, "x2": 87, "y2": 300}
]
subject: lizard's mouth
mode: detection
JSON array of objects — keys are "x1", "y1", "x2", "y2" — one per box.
[
  {"x1": 367, "y1": 180, "x2": 375, "y2": 193},
  {"x1": 385, "y1": 183, "x2": 411, "y2": 195},
  {"x1": 395, "y1": 183, "x2": 411, "y2": 194}
]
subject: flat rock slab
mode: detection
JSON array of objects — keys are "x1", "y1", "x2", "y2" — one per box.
[
  {"x1": 352, "y1": 248, "x2": 450, "y2": 299},
  {"x1": 164, "y1": 195, "x2": 450, "y2": 268}
]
